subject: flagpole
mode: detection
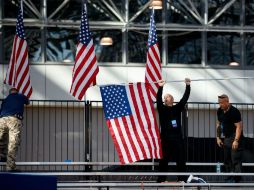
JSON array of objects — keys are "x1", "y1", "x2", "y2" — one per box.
[
  {"x1": 164, "y1": 76, "x2": 254, "y2": 83},
  {"x1": 96, "y1": 77, "x2": 254, "y2": 87},
  {"x1": 21, "y1": 0, "x2": 23, "y2": 11}
]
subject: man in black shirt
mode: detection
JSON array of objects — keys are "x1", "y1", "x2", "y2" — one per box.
[
  {"x1": 156, "y1": 78, "x2": 191, "y2": 183},
  {"x1": 216, "y1": 94, "x2": 243, "y2": 182}
]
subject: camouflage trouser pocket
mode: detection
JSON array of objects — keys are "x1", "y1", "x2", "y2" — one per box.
[
  {"x1": 8, "y1": 118, "x2": 22, "y2": 147},
  {"x1": 0, "y1": 118, "x2": 8, "y2": 157}
]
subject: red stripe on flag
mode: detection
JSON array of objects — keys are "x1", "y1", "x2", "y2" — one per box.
[
  {"x1": 70, "y1": 43, "x2": 98, "y2": 100},
  {"x1": 106, "y1": 120, "x2": 125, "y2": 163},
  {"x1": 142, "y1": 83, "x2": 162, "y2": 158},
  {"x1": 73, "y1": 54, "x2": 98, "y2": 99},
  {"x1": 121, "y1": 117, "x2": 140, "y2": 162},
  {"x1": 136, "y1": 83, "x2": 157, "y2": 158},
  {"x1": 101, "y1": 83, "x2": 162, "y2": 164},
  {"x1": 148, "y1": 45, "x2": 161, "y2": 78},
  {"x1": 128, "y1": 114, "x2": 145, "y2": 160},
  {"x1": 114, "y1": 118, "x2": 132, "y2": 163},
  {"x1": 5, "y1": 36, "x2": 18, "y2": 85},
  {"x1": 4, "y1": 4, "x2": 33, "y2": 98},
  {"x1": 72, "y1": 44, "x2": 89, "y2": 81},
  {"x1": 5, "y1": 36, "x2": 32, "y2": 98},
  {"x1": 70, "y1": 4, "x2": 99, "y2": 100},
  {"x1": 128, "y1": 84, "x2": 152, "y2": 159},
  {"x1": 145, "y1": 10, "x2": 162, "y2": 101},
  {"x1": 138, "y1": 84, "x2": 157, "y2": 158}
]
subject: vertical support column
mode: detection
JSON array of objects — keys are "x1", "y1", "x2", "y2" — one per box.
[
  {"x1": 122, "y1": 0, "x2": 128, "y2": 65},
  {"x1": 182, "y1": 104, "x2": 189, "y2": 162},
  {"x1": 84, "y1": 101, "x2": 91, "y2": 172},
  {"x1": 41, "y1": 0, "x2": 47, "y2": 64},
  {"x1": 0, "y1": 0, "x2": 4, "y2": 98},
  {"x1": 0, "y1": 0, "x2": 2, "y2": 64},
  {"x1": 162, "y1": 0, "x2": 168, "y2": 66},
  {"x1": 241, "y1": 0, "x2": 245, "y2": 68},
  {"x1": 202, "y1": 0, "x2": 208, "y2": 66},
  {"x1": 41, "y1": 0, "x2": 47, "y2": 99}
]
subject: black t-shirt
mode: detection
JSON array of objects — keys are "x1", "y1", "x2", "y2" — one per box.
[
  {"x1": 217, "y1": 105, "x2": 241, "y2": 137},
  {"x1": 156, "y1": 85, "x2": 190, "y2": 139}
]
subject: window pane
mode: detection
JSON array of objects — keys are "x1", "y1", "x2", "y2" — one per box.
[
  {"x1": 3, "y1": 0, "x2": 41, "y2": 19},
  {"x1": 47, "y1": 0, "x2": 81, "y2": 20},
  {"x1": 208, "y1": 0, "x2": 241, "y2": 25},
  {"x1": 129, "y1": 0, "x2": 162, "y2": 23},
  {"x1": 168, "y1": 31, "x2": 201, "y2": 64},
  {"x1": 94, "y1": 30, "x2": 122, "y2": 63},
  {"x1": 3, "y1": 26, "x2": 41, "y2": 63},
  {"x1": 128, "y1": 30, "x2": 162, "y2": 64},
  {"x1": 26, "y1": 29, "x2": 42, "y2": 62},
  {"x1": 111, "y1": 0, "x2": 125, "y2": 16},
  {"x1": 245, "y1": 33, "x2": 254, "y2": 65},
  {"x1": 47, "y1": 0, "x2": 119, "y2": 21},
  {"x1": 46, "y1": 29, "x2": 122, "y2": 63},
  {"x1": 128, "y1": 31, "x2": 146, "y2": 63},
  {"x1": 245, "y1": 1, "x2": 254, "y2": 25},
  {"x1": 167, "y1": 1, "x2": 202, "y2": 24},
  {"x1": 207, "y1": 32, "x2": 241, "y2": 65},
  {"x1": 46, "y1": 29, "x2": 77, "y2": 62}
]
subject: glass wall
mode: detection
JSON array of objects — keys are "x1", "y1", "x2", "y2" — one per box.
[{"x1": 1, "y1": 0, "x2": 254, "y2": 68}]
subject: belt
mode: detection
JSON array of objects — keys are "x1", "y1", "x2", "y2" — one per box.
[
  {"x1": 0, "y1": 114, "x2": 23, "y2": 120},
  {"x1": 13, "y1": 114, "x2": 23, "y2": 120}
]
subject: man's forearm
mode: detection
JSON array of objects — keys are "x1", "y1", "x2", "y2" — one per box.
[
  {"x1": 234, "y1": 122, "x2": 242, "y2": 141},
  {"x1": 216, "y1": 121, "x2": 222, "y2": 138}
]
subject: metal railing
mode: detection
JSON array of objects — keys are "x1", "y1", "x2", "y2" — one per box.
[{"x1": 0, "y1": 100, "x2": 253, "y2": 173}]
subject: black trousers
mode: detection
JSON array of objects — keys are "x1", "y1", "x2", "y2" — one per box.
[
  {"x1": 223, "y1": 136, "x2": 244, "y2": 182},
  {"x1": 157, "y1": 137, "x2": 187, "y2": 182}
]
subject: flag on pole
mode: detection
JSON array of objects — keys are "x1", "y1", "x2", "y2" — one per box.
[
  {"x1": 100, "y1": 82, "x2": 162, "y2": 164},
  {"x1": 145, "y1": 9, "x2": 162, "y2": 101},
  {"x1": 4, "y1": 1, "x2": 33, "y2": 98},
  {"x1": 70, "y1": 2, "x2": 99, "y2": 100}
]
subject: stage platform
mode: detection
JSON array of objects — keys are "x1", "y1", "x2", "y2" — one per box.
[
  {"x1": 0, "y1": 172, "x2": 57, "y2": 190},
  {"x1": 0, "y1": 171, "x2": 254, "y2": 190},
  {"x1": 1, "y1": 162, "x2": 254, "y2": 189}
]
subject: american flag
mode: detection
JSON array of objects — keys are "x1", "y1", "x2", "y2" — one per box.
[
  {"x1": 4, "y1": 2, "x2": 33, "y2": 98},
  {"x1": 145, "y1": 9, "x2": 162, "y2": 101},
  {"x1": 70, "y1": 3, "x2": 99, "y2": 100},
  {"x1": 100, "y1": 83, "x2": 162, "y2": 164}
]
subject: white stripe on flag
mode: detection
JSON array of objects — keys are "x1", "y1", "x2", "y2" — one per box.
[
  {"x1": 125, "y1": 116, "x2": 145, "y2": 161},
  {"x1": 74, "y1": 59, "x2": 97, "y2": 99},
  {"x1": 117, "y1": 117, "x2": 137, "y2": 162},
  {"x1": 110, "y1": 119, "x2": 129, "y2": 164},
  {"x1": 125, "y1": 84, "x2": 151, "y2": 159},
  {"x1": 134, "y1": 84, "x2": 155, "y2": 159},
  {"x1": 141, "y1": 83, "x2": 161, "y2": 158}
]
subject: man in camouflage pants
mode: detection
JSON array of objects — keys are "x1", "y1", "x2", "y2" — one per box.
[{"x1": 0, "y1": 88, "x2": 29, "y2": 171}]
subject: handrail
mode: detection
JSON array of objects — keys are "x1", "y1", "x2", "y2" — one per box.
[
  {"x1": 57, "y1": 182, "x2": 254, "y2": 187},
  {"x1": 0, "y1": 172, "x2": 253, "y2": 176},
  {"x1": 56, "y1": 182, "x2": 254, "y2": 190},
  {"x1": 0, "y1": 161, "x2": 253, "y2": 166}
]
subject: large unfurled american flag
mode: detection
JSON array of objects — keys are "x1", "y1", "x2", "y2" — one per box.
[
  {"x1": 145, "y1": 9, "x2": 162, "y2": 101},
  {"x1": 70, "y1": 3, "x2": 99, "y2": 100},
  {"x1": 4, "y1": 2, "x2": 33, "y2": 98},
  {"x1": 100, "y1": 83, "x2": 162, "y2": 164}
]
